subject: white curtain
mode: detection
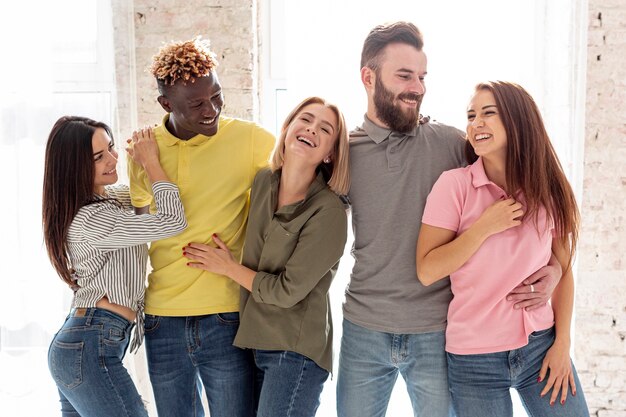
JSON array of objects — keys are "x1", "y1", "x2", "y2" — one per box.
[{"x1": 0, "y1": 1, "x2": 116, "y2": 415}]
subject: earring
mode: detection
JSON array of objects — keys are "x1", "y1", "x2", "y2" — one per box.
[{"x1": 323, "y1": 157, "x2": 331, "y2": 164}]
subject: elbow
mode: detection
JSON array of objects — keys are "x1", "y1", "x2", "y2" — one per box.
[
  {"x1": 416, "y1": 265, "x2": 437, "y2": 287},
  {"x1": 163, "y1": 217, "x2": 188, "y2": 238},
  {"x1": 176, "y1": 217, "x2": 188, "y2": 233}
]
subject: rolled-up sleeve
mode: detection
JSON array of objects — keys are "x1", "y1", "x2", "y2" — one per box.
[{"x1": 82, "y1": 181, "x2": 187, "y2": 250}]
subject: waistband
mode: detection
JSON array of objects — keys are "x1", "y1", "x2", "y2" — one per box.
[{"x1": 69, "y1": 307, "x2": 133, "y2": 328}]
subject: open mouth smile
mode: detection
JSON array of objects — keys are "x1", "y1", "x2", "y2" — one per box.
[
  {"x1": 474, "y1": 133, "x2": 492, "y2": 142},
  {"x1": 297, "y1": 136, "x2": 317, "y2": 148},
  {"x1": 200, "y1": 117, "x2": 217, "y2": 126}
]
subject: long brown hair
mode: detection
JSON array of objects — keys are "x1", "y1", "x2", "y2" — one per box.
[
  {"x1": 42, "y1": 116, "x2": 114, "y2": 285},
  {"x1": 465, "y1": 81, "x2": 579, "y2": 269}
]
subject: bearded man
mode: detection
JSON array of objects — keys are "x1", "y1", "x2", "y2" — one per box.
[{"x1": 336, "y1": 21, "x2": 563, "y2": 417}]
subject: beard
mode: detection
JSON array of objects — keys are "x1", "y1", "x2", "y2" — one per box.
[{"x1": 373, "y1": 75, "x2": 423, "y2": 133}]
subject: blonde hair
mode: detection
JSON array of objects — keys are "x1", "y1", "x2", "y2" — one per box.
[
  {"x1": 150, "y1": 36, "x2": 218, "y2": 88},
  {"x1": 270, "y1": 97, "x2": 350, "y2": 195}
]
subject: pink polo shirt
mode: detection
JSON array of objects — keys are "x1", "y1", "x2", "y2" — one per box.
[{"x1": 422, "y1": 157, "x2": 555, "y2": 354}]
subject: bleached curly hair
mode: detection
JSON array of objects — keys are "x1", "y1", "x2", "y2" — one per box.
[{"x1": 150, "y1": 36, "x2": 218, "y2": 92}]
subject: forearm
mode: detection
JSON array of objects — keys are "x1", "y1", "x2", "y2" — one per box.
[
  {"x1": 551, "y1": 271, "x2": 574, "y2": 345},
  {"x1": 224, "y1": 262, "x2": 256, "y2": 292},
  {"x1": 417, "y1": 224, "x2": 490, "y2": 285},
  {"x1": 143, "y1": 160, "x2": 170, "y2": 184}
]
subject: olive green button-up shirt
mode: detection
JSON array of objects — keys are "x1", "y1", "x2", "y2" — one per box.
[{"x1": 233, "y1": 168, "x2": 347, "y2": 372}]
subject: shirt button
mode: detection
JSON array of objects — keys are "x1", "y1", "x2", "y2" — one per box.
[{"x1": 389, "y1": 147, "x2": 396, "y2": 153}]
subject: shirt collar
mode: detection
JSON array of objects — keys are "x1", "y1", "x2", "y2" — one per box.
[
  {"x1": 361, "y1": 115, "x2": 420, "y2": 144},
  {"x1": 270, "y1": 169, "x2": 328, "y2": 216},
  {"x1": 159, "y1": 114, "x2": 213, "y2": 147},
  {"x1": 469, "y1": 157, "x2": 493, "y2": 188}
]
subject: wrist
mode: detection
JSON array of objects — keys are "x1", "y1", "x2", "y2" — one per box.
[
  {"x1": 142, "y1": 159, "x2": 161, "y2": 171},
  {"x1": 553, "y1": 333, "x2": 571, "y2": 347},
  {"x1": 467, "y1": 222, "x2": 491, "y2": 244}
]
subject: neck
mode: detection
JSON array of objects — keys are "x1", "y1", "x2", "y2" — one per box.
[
  {"x1": 277, "y1": 160, "x2": 316, "y2": 209},
  {"x1": 94, "y1": 186, "x2": 105, "y2": 196},
  {"x1": 482, "y1": 156, "x2": 508, "y2": 192},
  {"x1": 165, "y1": 115, "x2": 194, "y2": 141},
  {"x1": 366, "y1": 105, "x2": 389, "y2": 130}
]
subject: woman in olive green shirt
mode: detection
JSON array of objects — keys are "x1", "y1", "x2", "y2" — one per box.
[{"x1": 183, "y1": 96, "x2": 350, "y2": 417}]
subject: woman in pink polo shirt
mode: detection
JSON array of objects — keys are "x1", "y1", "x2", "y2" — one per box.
[{"x1": 416, "y1": 81, "x2": 589, "y2": 417}]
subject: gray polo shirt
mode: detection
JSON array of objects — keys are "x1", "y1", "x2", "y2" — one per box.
[{"x1": 344, "y1": 115, "x2": 466, "y2": 334}]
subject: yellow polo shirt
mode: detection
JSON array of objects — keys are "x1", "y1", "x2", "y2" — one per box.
[{"x1": 128, "y1": 115, "x2": 275, "y2": 316}]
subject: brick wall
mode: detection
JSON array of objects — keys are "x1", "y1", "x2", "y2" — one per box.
[
  {"x1": 111, "y1": 0, "x2": 258, "y2": 139},
  {"x1": 576, "y1": 2, "x2": 626, "y2": 416}
]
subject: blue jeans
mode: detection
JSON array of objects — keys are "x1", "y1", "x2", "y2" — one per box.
[
  {"x1": 336, "y1": 318, "x2": 453, "y2": 417},
  {"x1": 253, "y1": 350, "x2": 329, "y2": 417},
  {"x1": 447, "y1": 326, "x2": 589, "y2": 417},
  {"x1": 48, "y1": 307, "x2": 148, "y2": 417},
  {"x1": 144, "y1": 312, "x2": 254, "y2": 417}
]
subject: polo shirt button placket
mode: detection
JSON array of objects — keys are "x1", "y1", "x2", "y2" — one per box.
[{"x1": 387, "y1": 136, "x2": 402, "y2": 171}]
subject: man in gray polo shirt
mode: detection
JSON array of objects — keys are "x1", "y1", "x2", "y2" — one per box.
[{"x1": 336, "y1": 21, "x2": 562, "y2": 417}]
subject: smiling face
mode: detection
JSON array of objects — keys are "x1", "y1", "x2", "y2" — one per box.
[
  {"x1": 157, "y1": 72, "x2": 224, "y2": 140},
  {"x1": 466, "y1": 89, "x2": 508, "y2": 162},
  {"x1": 368, "y1": 43, "x2": 427, "y2": 133},
  {"x1": 92, "y1": 127, "x2": 118, "y2": 194},
  {"x1": 283, "y1": 103, "x2": 339, "y2": 167}
]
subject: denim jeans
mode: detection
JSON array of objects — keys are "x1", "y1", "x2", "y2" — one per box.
[
  {"x1": 144, "y1": 312, "x2": 254, "y2": 417},
  {"x1": 252, "y1": 350, "x2": 329, "y2": 417},
  {"x1": 447, "y1": 326, "x2": 590, "y2": 417},
  {"x1": 48, "y1": 307, "x2": 148, "y2": 417},
  {"x1": 336, "y1": 318, "x2": 453, "y2": 417}
]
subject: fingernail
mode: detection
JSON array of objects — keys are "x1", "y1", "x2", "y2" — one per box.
[
  {"x1": 537, "y1": 377, "x2": 542, "y2": 383},
  {"x1": 561, "y1": 400, "x2": 565, "y2": 405},
  {"x1": 506, "y1": 296, "x2": 512, "y2": 301},
  {"x1": 573, "y1": 391, "x2": 576, "y2": 396},
  {"x1": 183, "y1": 252, "x2": 186, "y2": 256},
  {"x1": 213, "y1": 233, "x2": 217, "y2": 238},
  {"x1": 513, "y1": 304, "x2": 520, "y2": 310},
  {"x1": 186, "y1": 262, "x2": 190, "y2": 266}
]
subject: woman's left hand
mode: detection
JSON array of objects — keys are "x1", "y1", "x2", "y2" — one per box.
[
  {"x1": 183, "y1": 234, "x2": 236, "y2": 276},
  {"x1": 539, "y1": 337, "x2": 576, "y2": 406}
]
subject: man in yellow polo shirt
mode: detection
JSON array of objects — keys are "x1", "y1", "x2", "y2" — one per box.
[{"x1": 127, "y1": 37, "x2": 275, "y2": 417}]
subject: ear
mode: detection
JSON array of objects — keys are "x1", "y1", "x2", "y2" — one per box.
[
  {"x1": 157, "y1": 95, "x2": 172, "y2": 113},
  {"x1": 361, "y1": 67, "x2": 375, "y2": 90}
]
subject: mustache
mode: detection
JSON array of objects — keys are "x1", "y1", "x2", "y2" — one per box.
[{"x1": 397, "y1": 92, "x2": 423, "y2": 102}]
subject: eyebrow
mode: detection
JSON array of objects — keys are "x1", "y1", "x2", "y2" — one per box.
[{"x1": 397, "y1": 68, "x2": 427, "y2": 76}]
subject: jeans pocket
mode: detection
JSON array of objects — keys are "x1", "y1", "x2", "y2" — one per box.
[
  {"x1": 529, "y1": 326, "x2": 554, "y2": 339},
  {"x1": 103, "y1": 326, "x2": 126, "y2": 346},
  {"x1": 216, "y1": 312, "x2": 240, "y2": 325},
  {"x1": 144, "y1": 314, "x2": 161, "y2": 333},
  {"x1": 49, "y1": 340, "x2": 84, "y2": 389}
]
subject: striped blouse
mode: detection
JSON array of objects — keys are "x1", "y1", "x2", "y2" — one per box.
[{"x1": 67, "y1": 181, "x2": 187, "y2": 351}]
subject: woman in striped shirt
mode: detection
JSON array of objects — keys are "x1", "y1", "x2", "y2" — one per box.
[{"x1": 43, "y1": 116, "x2": 187, "y2": 417}]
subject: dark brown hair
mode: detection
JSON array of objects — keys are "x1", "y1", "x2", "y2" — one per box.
[
  {"x1": 466, "y1": 81, "x2": 580, "y2": 268},
  {"x1": 42, "y1": 116, "x2": 114, "y2": 285},
  {"x1": 360, "y1": 21, "x2": 423, "y2": 71}
]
